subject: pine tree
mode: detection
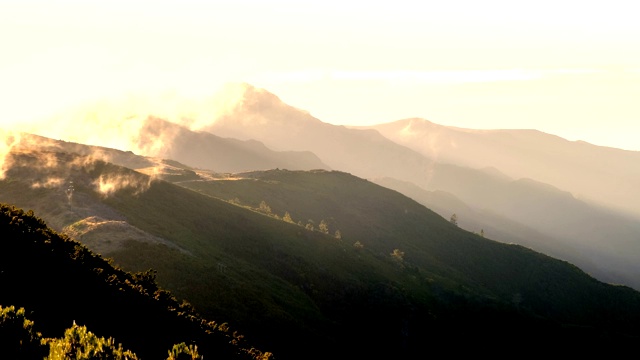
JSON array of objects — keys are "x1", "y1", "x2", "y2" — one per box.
[{"x1": 258, "y1": 201, "x2": 272, "y2": 214}]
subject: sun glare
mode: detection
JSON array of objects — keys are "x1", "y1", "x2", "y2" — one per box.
[{"x1": 0, "y1": 0, "x2": 638, "y2": 150}]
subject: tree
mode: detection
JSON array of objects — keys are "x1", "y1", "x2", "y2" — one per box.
[
  {"x1": 334, "y1": 230, "x2": 342, "y2": 240},
  {"x1": 318, "y1": 219, "x2": 329, "y2": 234},
  {"x1": 167, "y1": 343, "x2": 203, "y2": 360},
  {"x1": 391, "y1": 248, "x2": 405, "y2": 262},
  {"x1": 283, "y1": 211, "x2": 293, "y2": 223},
  {"x1": 0, "y1": 305, "x2": 48, "y2": 359},
  {"x1": 45, "y1": 322, "x2": 139, "y2": 360},
  {"x1": 132, "y1": 268, "x2": 159, "y2": 294},
  {"x1": 258, "y1": 201, "x2": 272, "y2": 214},
  {"x1": 450, "y1": 213, "x2": 458, "y2": 226}
]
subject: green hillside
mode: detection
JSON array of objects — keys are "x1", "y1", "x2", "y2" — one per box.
[
  {"x1": 177, "y1": 168, "x2": 640, "y2": 315},
  {"x1": 2, "y1": 147, "x2": 640, "y2": 358},
  {"x1": 0, "y1": 204, "x2": 269, "y2": 359}
]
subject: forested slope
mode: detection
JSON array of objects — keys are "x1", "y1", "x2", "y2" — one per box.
[{"x1": 0, "y1": 204, "x2": 270, "y2": 359}]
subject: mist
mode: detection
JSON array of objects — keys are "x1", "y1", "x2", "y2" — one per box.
[{"x1": 0, "y1": 83, "x2": 252, "y2": 158}]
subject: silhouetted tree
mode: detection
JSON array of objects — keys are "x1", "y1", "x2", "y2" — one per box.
[
  {"x1": 450, "y1": 213, "x2": 458, "y2": 226},
  {"x1": 0, "y1": 305, "x2": 48, "y2": 359}
]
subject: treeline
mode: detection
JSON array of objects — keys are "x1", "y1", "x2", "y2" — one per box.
[
  {"x1": 0, "y1": 304, "x2": 208, "y2": 359},
  {"x1": 235, "y1": 198, "x2": 342, "y2": 239},
  {"x1": 0, "y1": 203, "x2": 272, "y2": 359}
]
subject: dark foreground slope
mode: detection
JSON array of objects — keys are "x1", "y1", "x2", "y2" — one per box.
[
  {"x1": 2, "y1": 146, "x2": 640, "y2": 358},
  {"x1": 0, "y1": 204, "x2": 269, "y2": 359}
]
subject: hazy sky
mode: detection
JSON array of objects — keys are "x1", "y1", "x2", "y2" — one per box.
[{"x1": 2, "y1": 0, "x2": 639, "y2": 151}]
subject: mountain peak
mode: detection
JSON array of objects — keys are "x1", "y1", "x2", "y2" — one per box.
[
  {"x1": 208, "y1": 82, "x2": 290, "y2": 115},
  {"x1": 204, "y1": 84, "x2": 320, "y2": 136},
  {"x1": 235, "y1": 83, "x2": 288, "y2": 113}
]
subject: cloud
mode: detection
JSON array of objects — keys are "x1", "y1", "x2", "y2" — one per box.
[
  {"x1": 0, "y1": 84, "x2": 250, "y2": 159},
  {"x1": 0, "y1": 131, "x2": 157, "y2": 200},
  {"x1": 332, "y1": 69, "x2": 541, "y2": 83},
  {"x1": 93, "y1": 173, "x2": 154, "y2": 198},
  {"x1": 253, "y1": 69, "x2": 546, "y2": 85},
  {"x1": 0, "y1": 130, "x2": 21, "y2": 180},
  {"x1": 31, "y1": 177, "x2": 66, "y2": 189}
]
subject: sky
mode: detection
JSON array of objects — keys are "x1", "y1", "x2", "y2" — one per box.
[{"x1": 1, "y1": 0, "x2": 639, "y2": 151}]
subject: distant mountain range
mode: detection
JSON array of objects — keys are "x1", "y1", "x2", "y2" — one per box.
[
  {"x1": 194, "y1": 84, "x2": 640, "y2": 290},
  {"x1": 13, "y1": 84, "x2": 640, "y2": 290},
  {"x1": 363, "y1": 117, "x2": 640, "y2": 219},
  {"x1": 137, "y1": 116, "x2": 328, "y2": 173},
  {"x1": 2, "y1": 83, "x2": 640, "y2": 357}
]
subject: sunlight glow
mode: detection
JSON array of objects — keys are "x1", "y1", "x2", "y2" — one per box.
[{"x1": 1, "y1": 0, "x2": 638, "y2": 150}]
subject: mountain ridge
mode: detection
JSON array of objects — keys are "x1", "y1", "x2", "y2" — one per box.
[
  {"x1": 183, "y1": 85, "x2": 640, "y2": 290},
  {"x1": 362, "y1": 117, "x2": 640, "y2": 217},
  {"x1": 2, "y1": 137, "x2": 640, "y2": 357}
]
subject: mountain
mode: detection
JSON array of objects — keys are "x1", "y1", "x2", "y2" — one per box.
[
  {"x1": 186, "y1": 84, "x2": 640, "y2": 290},
  {"x1": 369, "y1": 177, "x2": 582, "y2": 258},
  {"x1": 3, "y1": 138, "x2": 640, "y2": 357},
  {"x1": 135, "y1": 116, "x2": 329, "y2": 173},
  {"x1": 202, "y1": 83, "x2": 436, "y2": 183},
  {"x1": 364, "y1": 118, "x2": 640, "y2": 218},
  {"x1": 362, "y1": 119, "x2": 640, "y2": 288},
  {"x1": 368, "y1": 176, "x2": 634, "y2": 287}
]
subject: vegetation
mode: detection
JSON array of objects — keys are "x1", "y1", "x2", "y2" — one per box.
[
  {"x1": 45, "y1": 322, "x2": 140, "y2": 360},
  {"x1": 0, "y1": 305, "x2": 48, "y2": 359},
  {"x1": 449, "y1": 213, "x2": 458, "y2": 226},
  {"x1": 1, "y1": 305, "x2": 243, "y2": 359},
  {"x1": 111, "y1": 168, "x2": 640, "y2": 357},
  {"x1": 3, "y1": 149, "x2": 640, "y2": 358},
  {"x1": 0, "y1": 204, "x2": 271, "y2": 359}
]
